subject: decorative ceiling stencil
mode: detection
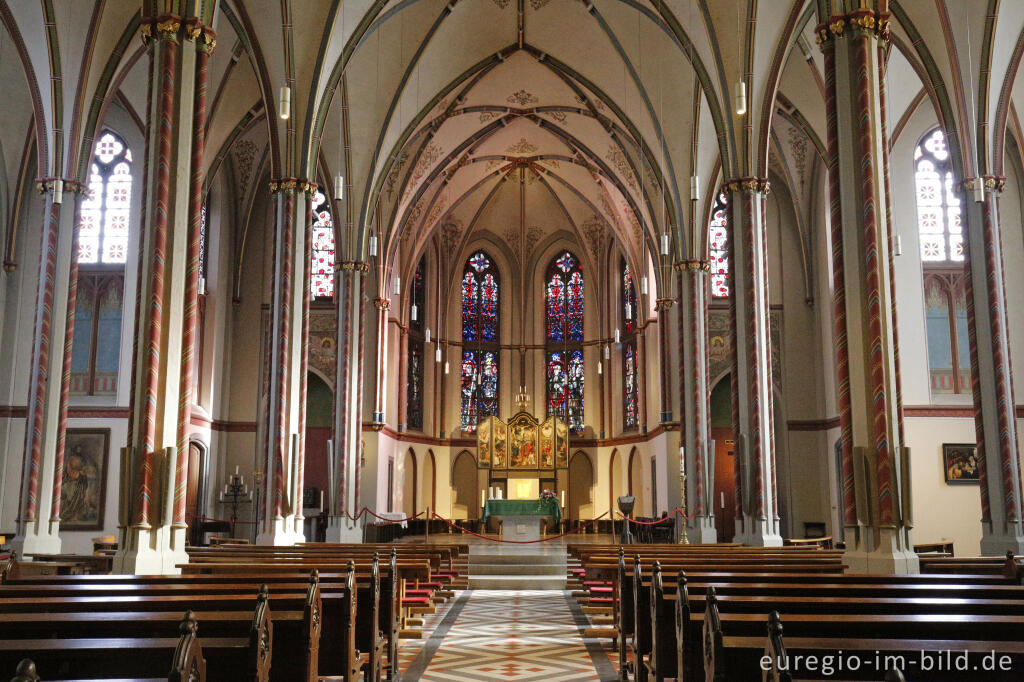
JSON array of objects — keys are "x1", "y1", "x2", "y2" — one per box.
[
  {"x1": 440, "y1": 218, "x2": 463, "y2": 256},
  {"x1": 402, "y1": 141, "x2": 442, "y2": 204},
  {"x1": 582, "y1": 215, "x2": 609, "y2": 258},
  {"x1": 575, "y1": 94, "x2": 604, "y2": 111},
  {"x1": 785, "y1": 123, "x2": 809, "y2": 191},
  {"x1": 605, "y1": 146, "x2": 638, "y2": 192},
  {"x1": 232, "y1": 139, "x2": 259, "y2": 203},
  {"x1": 479, "y1": 111, "x2": 501, "y2": 124},
  {"x1": 530, "y1": 0, "x2": 552, "y2": 9},
  {"x1": 545, "y1": 110, "x2": 567, "y2": 123},
  {"x1": 385, "y1": 151, "x2": 408, "y2": 200},
  {"x1": 506, "y1": 138, "x2": 538, "y2": 155},
  {"x1": 507, "y1": 89, "x2": 539, "y2": 106},
  {"x1": 491, "y1": 0, "x2": 511, "y2": 8}
]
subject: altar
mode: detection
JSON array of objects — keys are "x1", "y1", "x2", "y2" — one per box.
[{"x1": 481, "y1": 498, "x2": 562, "y2": 542}]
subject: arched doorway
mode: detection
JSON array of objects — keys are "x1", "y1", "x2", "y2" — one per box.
[
  {"x1": 304, "y1": 371, "x2": 333, "y2": 512},
  {"x1": 402, "y1": 449, "x2": 417, "y2": 517},
  {"x1": 710, "y1": 375, "x2": 736, "y2": 542},
  {"x1": 608, "y1": 449, "x2": 622, "y2": 515},
  {"x1": 568, "y1": 451, "x2": 593, "y2": 521},
  {"x1": 628, "y1": 448, "x2": 645, "y2": 516},
  {"x1": 451, "y1": 450, "x2": 478, "y2": 519},
  {"x1": 186, "y1": 440, "x2": 208, "y2": 546},
  {"x1": 420, "y1": 450, "x2": 437, "y2": 514}
]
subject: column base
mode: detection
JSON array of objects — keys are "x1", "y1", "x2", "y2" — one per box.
[
  {"x1": 980, "y1": 524, "x2": 1024, "y2": 556},
  {"x1": 256, "y1": 514, "x2": 303, "y2": 546},
  {"x1": 112, "y1": 524, "x2": 188, "y2": 575},
  {"x1": 733, "y1": 514, "x2": 783, "y2": 547},
  {"x1": 843, "y1": 525, "x2": 920, "y2": 574},
  {"x1": 9, "y1": 520, "x2": 62, "y2": 557},
  {"x1": 325, "y1": 516, "x2": 362, "y2": 543},
  {"x1": 686, "y1": 516, "x2": 719, "y2": 544}
]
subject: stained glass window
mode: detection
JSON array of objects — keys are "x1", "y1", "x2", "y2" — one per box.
[
  {"x1": 623, "y1": 339, "x2": 638, "y2": 430},
  {"x1": 709, "y1": 192, "x2": 730, "y2": 298},
  {"x1": 461, "y1": 252, "x2": 500, "y2": 432},
  {"x1": 914, "y1": 129, "x2": 963, "y2": 263},
  {"x1": 71, "y1": 273, "x2": 124, "y2": 395},
  {"x1": 310, "y1": 191, "x2": 336, "y2": 298},
  {"x1": 407, "y1": 257, "x2": 427, "y2": 430},
  {"x1": 621, "y1": 258, "x2": 639, "y2": 430},
  {"x1": 79, "y1": 131, "x2": 132, "y2": 264},
  {"x1": 545, "y1": 251, "x2": 584, "y2": 433}
]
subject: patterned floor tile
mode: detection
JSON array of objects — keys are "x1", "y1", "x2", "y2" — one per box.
[{"x1": 399, "y1": 590, "x2": 613, "y2": 681}]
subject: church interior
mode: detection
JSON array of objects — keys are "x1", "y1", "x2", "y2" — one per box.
[{"x1": 2, "y1": 0, "x2": 1024, "y2": 680}]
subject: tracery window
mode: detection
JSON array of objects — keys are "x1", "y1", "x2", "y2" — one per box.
[
  {"x1": 310, "y1": 190, "x2": 336, "y2": 299},
  {"x1": 621, "y1": 258, "x2": 639, "y2": 430},
  {"x1": 78, "y1": 131, "x2": 132, "y2": 264},
  {"x1": 461, "y1": 251, "x2": 500, "y2": 432},
  {"x1": 545, "y1": 251, "x2": 584, "y2": 433},
  {"x1": 915, "y1": 129, "x2": 963, "y2": 263},
  {"x1": 407, "y1": 257, "x2": 427, "y2": 430},
  {"x1": 709, "y1": 192, "x2": 730, "y2": 298},
  {"x1": 71, "y1": 130, "x2": 132, "y2": 396},
  {"x1": 914, "y1": 129, "x2": 969, "y2": 396}
]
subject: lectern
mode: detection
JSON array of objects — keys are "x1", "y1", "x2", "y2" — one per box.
[{"x1": 617, "y1": 495, "x2": 635, "y2": 544}]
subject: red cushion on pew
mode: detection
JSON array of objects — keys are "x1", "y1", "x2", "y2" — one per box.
[
  {"x1": 402, "y1": 597, "x2": 432, "y2": 605},
  {"x1": 588, "y1": 586, "x2": 613, "y2": 593},
  {"x1": 582, "y1": 580, "x2": 611, "y2": 587},
  {"x1": 588, "y1": 597, "x2": 614, "y2": 604}
]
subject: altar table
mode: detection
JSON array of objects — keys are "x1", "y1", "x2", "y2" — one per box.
[{"x1": 481, "y1": 497, "x2": 562, "y2": 524}]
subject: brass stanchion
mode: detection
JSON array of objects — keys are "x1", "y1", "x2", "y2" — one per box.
[{"x1": 678, "y1": 471, "x2": 690, "y2": 544}]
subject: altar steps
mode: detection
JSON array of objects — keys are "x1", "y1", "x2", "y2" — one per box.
[{"x1": 467, "y1": 550, "x2": 568, "y2": 590}]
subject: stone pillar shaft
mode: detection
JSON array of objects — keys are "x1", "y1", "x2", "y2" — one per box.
[{"x1": 817, "y1": 10, "x2": 916, "y2": 572}]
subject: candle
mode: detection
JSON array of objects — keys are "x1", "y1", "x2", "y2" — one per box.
[
  {"x1": 481, "y1": 489, "x2": 486, "y2": 508},
  {"x1": 320, "y1": 490, "x2": 325, "y2": 509},
  {"x1": 235, "y1": 465, "x2": 239, "y2": 475},
  {"x1": 561, "y1": 490, "x2": 566, "y2": 507}
]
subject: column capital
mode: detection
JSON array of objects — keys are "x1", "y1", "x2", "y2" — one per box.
[
  {"x1": 183, "y1": 19, "x2": 217, "y2": 54},
  {"x1": 34, "y1": 178, "x2": 87, "y2": 197},
  {"x1": 674, "y1": 259, "x2": 710, "y2": 273},
  {"x1": 815, "y1": 10, "x2": 890, "y2": 47},
  {"x1": 723, "y1": 177, "x2": 771, "y2": 195},
  {"x1": 339, "y1": 261, "x2": 370, "y2": 273},
  {"x1": 374, "y1": 297, "x2": 391, "y2": 310},
  {"x1": 140, "y1": 16, "x2": 183, "y2": 45},
  {"x1": 654, "y1": 298, "x2": 675, "y2": 311},
  {"x1": 269, "y1": 178, "x2": 318, "y2": 196}
]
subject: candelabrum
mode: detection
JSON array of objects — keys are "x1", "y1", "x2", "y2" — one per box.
[
  {"x1": 678, "y1": 470, "x2": 690, "y2": 544},
  {"x1": 218, "y1": 469, "x2": 254, "y2": 537}
]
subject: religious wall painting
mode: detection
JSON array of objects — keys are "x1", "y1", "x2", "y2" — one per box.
[
  {"x1": 943, "y1": 443, "x2": 979, "y2": 484},
  {"x1": 508, "y1": 413, "x2": 538, "y2": 469},
  {"x1": 555, "y1": 419, "x2": 569, "y2": 469},
  {"x1": 493, "y1": 419, "x2": 508, "y2": 469},
  {"x1": 540, "y1": 417, "x2": 556, "y2": 469},
  {"x1": 477, "y1": 417, "x2": 492, "y2": 468},
  {"x1": 60, "y1": 429, "x2": 110, "y2": 530},
  {"x1": 707, "y1": 309, "x2": 782, "y2": 385}
]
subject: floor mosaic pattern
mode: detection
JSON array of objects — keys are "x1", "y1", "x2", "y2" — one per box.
[{"x1": 399, "y1": 589, "x2": 616, "y2": 681}]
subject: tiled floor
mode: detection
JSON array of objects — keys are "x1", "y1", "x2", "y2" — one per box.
[{"x1": 398, "y1": 589, "x2": 617, "y2": 681}]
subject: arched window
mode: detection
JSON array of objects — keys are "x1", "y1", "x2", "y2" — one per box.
[
  {"x1": 461, "y1": 251, "x2": 500, "y2": 432},
  {"x1": 407, "y1": 256, "x2": 427, "y2": 430},
  {"x1": 915, "y1": 129, "x2": 963, "y2": 263},
  {"x1": 915, "y1": 129, "x2": 968, "y2": 395},
  {"x1": 71, "y1": 130, "x2": 132, "y2": 396},
  {"x1": 310, "y1": 190, "x2": 335, "y2": 299},
  {"x1": 621, "y1": 258, "x2": 639, "y2": 430},
  {"x1": 709, "y1": 191, "x2": 730, "y2": 298},
  {"x1": 545, "y1": 251, "x2": 584, "y2": 433}
]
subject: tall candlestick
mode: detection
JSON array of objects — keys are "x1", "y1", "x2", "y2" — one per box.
[{"x1": 561, "y1": 490, "x2": 566, "y2": 507}]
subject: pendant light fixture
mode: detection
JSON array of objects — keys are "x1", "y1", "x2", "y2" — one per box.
[
  {"x1": 411, "y1": 304, "x2": 418, "y2": 322},
  {"x1": 392, "y1": 276, "x2": 401, "y2": 295},
  {"x1": 52, "y1": 179, "x2": 63, "y2": 205},
  {"x1": 597, "y1": 361, "x2": 603, "y2": 375},
  {"x1": 734, "y1": 80, "x2": 746, "y2": 116},
  {"x1": 604, "y1": 343, "x2": 610, "y2": 359},
  {"x1": 614, "y1": 328, "x2": 621, "y2": 344},
  {"x1": 973, "y1": 180, "x2": 985, "y2": 203},
  {"x1": 425, "y1": 328, "x2": 431, "y2": 343},
  {"x1": 690, "y1": 175, "x2": 700, "y2": 202},
  {"x1": 334, "y1": 174, "x2": 344, "y2": 201},
  {"x1": 279, "y1": 85, "x2": 291, "y2": 120},
  {"x1": 641, "y1": 275, "x2": 648, "y2": 295},
  {"x1": 894, "y1": 234, "x2": 903, "y2": 257},
  {"x1": 435, "y1": 346, "x2": 442, "y2": 363},
  {"x1": 369, "y1": 232, "x2": 378, "y2": 256},
  {"x1": 660, "y1": 233, "x2": 669, "y2": 256}
]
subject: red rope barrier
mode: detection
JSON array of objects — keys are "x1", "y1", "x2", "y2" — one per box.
[{"x1": 429, "y1": 511, "x2": 611, "y2": 543}]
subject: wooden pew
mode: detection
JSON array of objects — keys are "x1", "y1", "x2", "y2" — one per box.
[{"x1": 0, "y1": 612, "x2": 236, "y2": 682}]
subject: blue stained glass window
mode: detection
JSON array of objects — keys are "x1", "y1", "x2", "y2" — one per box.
[
  {"x1": 545, "y1": 251, "x2": 584, "y2": 433},
  {"x1": 622, "y1": 263, "x2": 637, "y2": 333},
  {"x1": 407, "y1": 256, "x2": 427, "y2": 430},
  {"x1": 461, "y1": 252, "x2": 500, "y2": 432}
]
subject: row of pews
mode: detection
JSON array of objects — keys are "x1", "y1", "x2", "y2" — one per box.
[
  {"x1": 568, "y1": 543, "x2": 1024, "y2": 681},
  {"x1": 0, "y1": 542, "x2": 466, "y2": 681}
]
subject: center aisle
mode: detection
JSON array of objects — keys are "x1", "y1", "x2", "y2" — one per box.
[{"x1": 400, "y1": 588, "x2": 616, "y2": 681}]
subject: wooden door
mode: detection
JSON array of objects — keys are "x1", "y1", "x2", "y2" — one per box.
[
  {"x1": 186, "y1": 443, "x2": 205, "y2": 545},
  {"x1": 711, "y1": 427, "x2": 735, "y2": 543}
]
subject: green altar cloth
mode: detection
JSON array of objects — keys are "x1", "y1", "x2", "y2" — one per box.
[{"x1": 481, "y1": 498, "x2": 562, "y2": 524}]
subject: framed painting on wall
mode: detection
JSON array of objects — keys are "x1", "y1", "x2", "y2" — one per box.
[
  {"x1": 60, "y1": 428, "x2": 110, "y2": 530},
  {"x1": 943, "y1": 443, "x2": 979, "y2": 484}
]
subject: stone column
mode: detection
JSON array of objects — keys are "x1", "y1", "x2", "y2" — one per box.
[
  {"x1": 817, "y1": 10, "x2": 917, "y2": 572},
  {"x1": 724, "y1": 178, "x2": 782, "y2": 547},
  {"x1": 11, "y1": 182, "x2": 83, "y2": 556},
  {"x1": 964, "y1": 177, "x2": 1024, "y2": 555},
  {"x1": 371, "y1": 297, "x2": 390, "y2": 425},
  {"x1": 327, "y1": 262, "x2": 366, "y2": 541},
  {"x1": 256, "y1": 179, "x2": 313, "y2": 546},
  {"x1": 114, "y1": 17, "x2": 206, "y2": 573},
  {"x1": 675, "y1": 263, "x2": 716, "y2": 543}
]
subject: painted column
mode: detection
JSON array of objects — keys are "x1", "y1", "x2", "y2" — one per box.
[
  {"x1": 675, "y1": 263, "x2": 716, "y2": 543},
  {"x1": 656, "y1": 296, "x2": 673, "y2": 424},
  {"x1": 816, "y1": 10, "x2": 917, "y2": 572},
  {"x1": 327, "y1": 262, "x2": 366, "y2": 541},
  {"x1": 372, "y1": 297, "x2": 390, "y2": 424},
  {"x1": 256, "y1": 179, "x2": 312, "y2": 546},
  {"x1": 12, "y1": 182, "x2": 82, "y2": 556},
  {"x1": 964, "y1": 177, "x2": 1024, "y2": 555},
  {"x1": 724, "y1": 178, "x2": 782, "y2": 547},
  {"x1": 114, "y1": 16, "x2": 202, "y2": 574}
]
